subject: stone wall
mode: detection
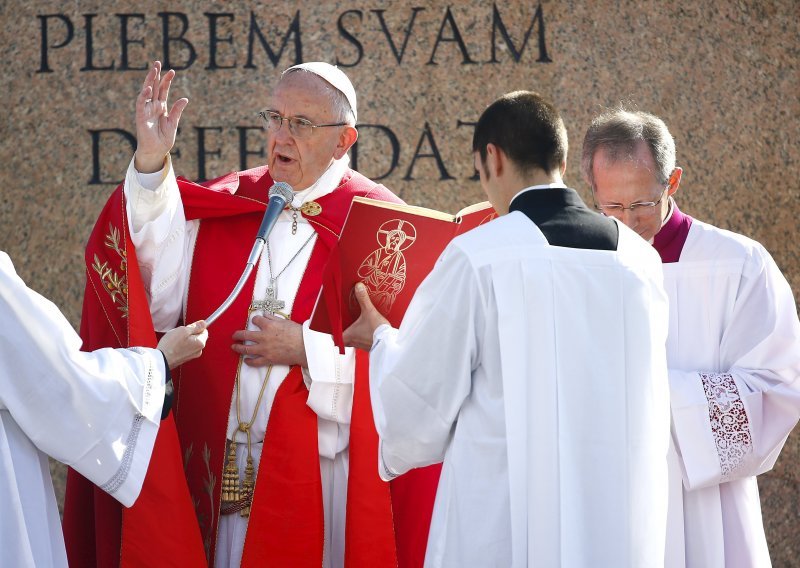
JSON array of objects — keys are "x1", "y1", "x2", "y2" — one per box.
[{"x1": 1, "y1": 1, "x2": 797, "y2": 564}]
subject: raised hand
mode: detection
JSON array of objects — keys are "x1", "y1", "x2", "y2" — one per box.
[
  {"x1": 157, "y1": 320, "x2": 208, "y2": 369},
  {"x1": 134, "y1": 60, "x2": 189, "y2": 173}
]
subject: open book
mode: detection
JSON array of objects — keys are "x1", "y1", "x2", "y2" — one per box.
[{"x1": 310, "y1": 197, "x2": 497, "y2": 347}]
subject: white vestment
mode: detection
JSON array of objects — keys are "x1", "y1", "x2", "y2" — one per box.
[
  {"x1": 0, "y1": 252, "x2": 166, "y2": 568},
  {"x1": 663, "y1": 220, "x2": 800, "y2": 568},
  {"x1": 370, "y1": 212, "x2": 671, "y2": 567},
  {"x1": 125, "y1": 156, "x2": 355, "y2": 568}
]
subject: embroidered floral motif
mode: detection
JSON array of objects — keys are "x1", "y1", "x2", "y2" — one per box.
[
  {"x1": 202, "y1": 443, "x2": 216, "y2": 561},
  {"x1": 183, "y1": 442, "x2": 194, "y2": 474},
  {"x1": 701, "y1": 372, "x2": 752, "y2": 481},
  {"x1": 183, "y1": 440, "x2": 215, "y2": 562},
  {"x1": 92, "y1": 223, "x2": 129, "y2": 318}
]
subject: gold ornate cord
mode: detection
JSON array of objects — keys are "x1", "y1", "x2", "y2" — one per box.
[{"x1": 221, "y1": 358, "x2": 274, "y2": 518}]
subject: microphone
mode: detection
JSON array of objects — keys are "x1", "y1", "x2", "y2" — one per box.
[
  {"x1": 205, "y1": 181, "x2": 295, "y2": 325},
  {"x1": 245, "y1": 181, "x2": 293, "y2": 267},
  {"x1": 257, "y1": 181, "x2": 295, "y2": 242}
]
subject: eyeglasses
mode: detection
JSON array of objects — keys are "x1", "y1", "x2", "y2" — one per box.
[
  {"x1": 592, "y1": 186, "x2": 669, "y2": 218},
  {"x1": 257, "y1": 110, "x2": 347, "y2": 139}
]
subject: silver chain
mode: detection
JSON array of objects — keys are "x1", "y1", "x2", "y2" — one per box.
[
  {"x1": 266, "y1": 232, "x2": 315, "y2": 283},
  {"x1": 288, "y1": 206, "x2": 300, "y2": 235}
]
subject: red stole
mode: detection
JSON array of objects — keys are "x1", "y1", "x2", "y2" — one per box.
[
  {"x1": 390, "y1": 464, "x2": 443, "y2": 567},
  {"x1": 653, "y1": 201, "x2": 693, "y2": 263}
]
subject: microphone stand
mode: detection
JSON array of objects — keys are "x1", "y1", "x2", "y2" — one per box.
[
  {"x1": 204, "y1": 182, "x2": 294, "y2": 326},
  {"x1": 205, "y1": 241, "x2": 264, "y2": 326}
]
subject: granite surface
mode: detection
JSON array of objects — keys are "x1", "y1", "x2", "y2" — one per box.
[{"x1": 1, "y1": 1, "x2": 798, "y2": 564}]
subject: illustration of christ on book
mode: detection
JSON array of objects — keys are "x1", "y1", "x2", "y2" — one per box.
[{"x1": 355, "y1": 219, "x2": 417, "y2": 314}]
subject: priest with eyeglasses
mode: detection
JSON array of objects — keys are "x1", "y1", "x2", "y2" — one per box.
[
  {"x1": 582, "y1": 108, "x2": 800, "y2": 568},
  {"x1": 64, "y1": 61, "x2": 438, "y2": 568}
]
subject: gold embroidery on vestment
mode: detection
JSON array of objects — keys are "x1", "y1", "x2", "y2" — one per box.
[{"x1": 91, "y1": 223, "x2": 129, "y2": 318}]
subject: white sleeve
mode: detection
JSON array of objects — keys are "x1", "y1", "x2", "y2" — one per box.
[
  {"x1": 124, "y1": 156, "x2": 196, "y2": 331},
  {"x1": 670, "y1": 246, "x2": 800, "y2": 489},
  {"x1": 0, "y1": 253, "x2": 166, "y2": 507},
  {"x1": 302, "y1": 321, "x2": 355, "y2": 459},
  {"x1": 368, "y1": 246, "x2": 480, "y2": 480}
]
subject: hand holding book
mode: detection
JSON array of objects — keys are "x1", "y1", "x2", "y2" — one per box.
[
  {"x1": 310, "y1": 197, "x2": 497, "y2": 350},
  {"x1": 342, "y1": 283, "x2": 389, "y2": 351}
]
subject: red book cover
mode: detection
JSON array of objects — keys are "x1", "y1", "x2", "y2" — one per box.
[{"x1": 310, "y1": 197, "x2": 497, "y2": 342}]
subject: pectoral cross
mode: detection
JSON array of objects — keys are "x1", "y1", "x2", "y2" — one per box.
[{"x1": 249, "y1": 279, "x2": 287, "y2": 317}]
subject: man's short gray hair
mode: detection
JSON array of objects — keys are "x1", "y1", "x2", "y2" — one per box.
[
  {"x1": 279, "y1": 68, "x2": 356, "y2": 126},
  {"x1": 581, "y1": 107, "x2": 676, "y2": 187}
]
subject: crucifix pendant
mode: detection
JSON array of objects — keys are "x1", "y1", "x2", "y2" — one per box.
[{"x1": 249, "y1": 279, "x2": 286, "y2": 316}]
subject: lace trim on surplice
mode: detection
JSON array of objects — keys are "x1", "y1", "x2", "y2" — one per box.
[
  {"x1": 700, "y1": 372, "x2": 753, "y2": 482},
  {"x1": 101, "y1": 413, "x2": 145, "y2": 495},
  {"x1": 100, "y1": 347, "x2": 153, "y2": 495}
]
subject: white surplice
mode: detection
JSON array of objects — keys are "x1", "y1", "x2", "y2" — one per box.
[
  {"x1": 370, "y1": 212, "x2": 672, "y2": 567},
  {"x1": 662, "y1": 220, "x2": 800, "y2": 568},
  {"x1": 125, "y1": 156, "x2": 355, "y2": 568},
  {"x1": 0, "y1": 252, "x2": 166, "y2": 568}
]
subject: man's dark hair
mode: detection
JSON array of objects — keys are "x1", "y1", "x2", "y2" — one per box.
[{"x1": 472, "y1": 91, "x2": 568, "y2": 176}]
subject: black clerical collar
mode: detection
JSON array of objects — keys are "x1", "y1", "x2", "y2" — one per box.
[
  {"x1": 509, "y1": 186, "x2": 584, "y2": 212},
  {"x1": 508, "y1": 186, "x2": 618, "y2": 251},
  {"x1": 510, "y1": 183, "x2": 569, "y2": 204}
]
